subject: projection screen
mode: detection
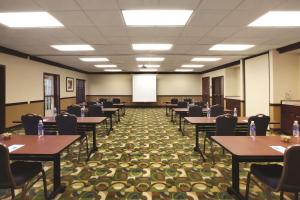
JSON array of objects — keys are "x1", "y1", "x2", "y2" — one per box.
[{"x1": 132, "y1": 74, "x2": 157, "y2": 102}]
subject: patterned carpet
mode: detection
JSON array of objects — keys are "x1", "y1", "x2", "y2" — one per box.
[{"x1": 0, "y1": 108, "x2": 292, "y2": 200}]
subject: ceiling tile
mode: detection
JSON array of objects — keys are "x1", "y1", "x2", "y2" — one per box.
[
  {"x1": 0, "y1": 0, "x2": 41, "y2": 11},
  {"x1": 51, "y1": 11, "x2": 93, "y2": 26},
  {"x1": 86, "y1": 10, "x2": 124, "y2": 27},
  {"x1": 198, "y1": 0, "x2": 243, "y2": 10},
  {"x1": 34, "y1": 0, "x2": 81, "y2": 11},
  {"x1": 189, "y1": 10, "x2": 231, "y2": 27},
  {"x1": 76, "y1": 0, "x2": 119, "y2": 10},
  {"x1": 68, "y1": 26, "x2": 107, "y2": 44}
]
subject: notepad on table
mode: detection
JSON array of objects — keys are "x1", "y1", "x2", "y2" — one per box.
[
  {"x1": 270, "y1": 146, "x2": 286, "y2": 153},
  {"x1": 8, "y1": 144, "x2": 24, "y2": 152}
]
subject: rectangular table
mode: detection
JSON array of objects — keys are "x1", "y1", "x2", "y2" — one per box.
[
  {"x1": 1, "y1": 135, "x2": 79, "y2": 199},
  {"x1": 211, "y1": 136, "x2": 300, "y2": 200},
  {"x1": 184, "y1": 117, "x2": 248, "y2": 161},
  {"x1": 113, "y1": 103, "x2": 126, "y2": 116},
  {"x1": 165, "y1": 103, "x2": 178, "y2": 116},
  {"x1": 102, "y1": 108, "x2": 119, "y2": 130}
]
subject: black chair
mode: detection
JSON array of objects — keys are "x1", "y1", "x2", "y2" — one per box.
[
  {"x1": 0, "y1": 144, "x2": 48, "y2": 199},
  {"x1": 87, "y1": 105, "x2": 105, "y2": 117},
  {"x1": 183, "y1": 106, "x2": 203, "y2": 133},
  {"x1": 245, "y1": 145, "x2": 300, "y2": 200},
  {"x1": 177, "y1": 101, "x2": 188, "y2": 108},
  {"x1": 103, "y1": 101, "x2": 113, "y2": 108},
  {"x1": 204, "y1": 114, "x2": 237, "y2": 161},
  {"x1": 21, "y1": 113, "x2": 43, "y2": 135},
  {"x1": 67, "y1": 105, "x2": 81, "y2": 117},
  {"x1": 184, "y1": 98, "x2": 193, "y2": 104},
  {"x1": 247, "y1": 114, "x2": 270, "y2": 136},
  {"x1": 170, "y1": 98, "x2": 178, "y2": 104},
  {"x1": 86, "y1": 101, "x2": 96, "y2": 106},
  {"x1": 99, "y1": 98, "x2": 107, "y2": 103},
  {"x1": 112, "y1": 98, "x2": 121, "y2": 104},
  {"x1": 55, "y1": 113, "x2": 89, "y2": 161},
  {"x1": 210, "y1": 104, "x2": 224, "y2": 117}
]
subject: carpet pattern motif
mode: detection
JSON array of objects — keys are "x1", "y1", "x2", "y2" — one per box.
[{"x1": 0, "y1": 108, "x2": 290, "y2": 200}]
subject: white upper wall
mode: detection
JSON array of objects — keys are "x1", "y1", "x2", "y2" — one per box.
[{"x1": 1, "y1": 53, "x2": 88, "y2": 103}]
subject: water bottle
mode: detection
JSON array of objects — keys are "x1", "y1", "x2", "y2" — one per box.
[
  {"x1": 293, "y1": 120, "x2": 299, "y2": 137},
  {"x1": 100, "y1": 102, "x2": 104, "y2": 110},
  {"x1": 53, "y1": 107, "x2": 57, "y2": 117},
  {"x1": 233, "y1": 107, "x2": 237, "y2": 117},
  {"x1": 206, "y1": 102, "x2": 209, "y2": 109},
  {"x1": 250, "y1": 121, "x2": 256, "y2": 137},
  {"x1": 81, "y1": 107, "x2": 85, "y2": 117},
  {"x1": 207, "y1": 108, "x2": 211, "y2": 117},
  {"x1": 38, "y1": 120, "x2": 44, "y2": 137}
]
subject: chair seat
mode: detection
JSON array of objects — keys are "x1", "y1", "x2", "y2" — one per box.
[
  {"x1": 251, "y1": 164, "x2": 283, "y2": 189},
  {"x1": 11, "y1": 161, "x2": 43, "y2": 186}
]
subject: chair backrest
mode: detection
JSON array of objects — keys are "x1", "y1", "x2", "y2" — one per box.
[
  {"x1": 248, "y1": 114, "x2": 270, "y2": 136},
  {"x1": 21, "y1": 113, "x2": 43, "y2": 135},
  {"x1": 170, "y1": 98, "x2": 178, "y2": 104},
  {"x1": 215, "y1": 114, "x2": 237, "y2": 136},
  {"x1": 112, "y1": 98, "x2": 121, "y2": 104},
  {"x1": 67, "y1": 105, "x2": 81, "y2": 117},
  {"x1": 87, "y1": 105, "x2": 104, "y2": 117},
  {"x1": 86, "y1": 101, "x2": 96, "y2": 106},
  {"x1": 210, "y1": 104, "x2": 224, "y2": 117},
  {"x1": 189, "y1": 106, "x2": 203, "y2": 117},
  {"x1": 55, "y1": 113, "x2": 77, "y2": 135},
  {"x1": 0, "y1": 144, "x2": 15, "y2": 188},
  {"x1": 99, "y1": 98, "x2": 107, "y2": 103},
  {"x1": 103, "y1": 101, "x2": 113, "y2": 108},
  {"x1": 277, "y1": 145, "x2": 300, "y2": 192},
  {"x1": 177, "y1": 101, "x2": 188, "y2": 108},
  {"x1": 184, "y1": 98, "x2": 193, "y2": 104}
]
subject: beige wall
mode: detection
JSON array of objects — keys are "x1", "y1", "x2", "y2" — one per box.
[
  {"x1": 1, "y1": 53, "x2": 88, "y2": 104},
  {"x1": 270, "y1": 50, "x2": 300, "y2": 103},
  {"x1": 88, "y1": 74, "x2": 202, "y2": 96}
]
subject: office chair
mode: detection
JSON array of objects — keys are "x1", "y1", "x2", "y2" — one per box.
[
  {"x1": 247, "y1": 114, "x2": 270, "y2": 136},
  {"x1": 21, "y1": 113, "x2": 43, "y2": 135},
  {"x1": 67, "y1": 105, "x2": 81, "y2": 117}
]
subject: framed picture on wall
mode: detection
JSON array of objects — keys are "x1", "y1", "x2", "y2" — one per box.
[{"x1": 66, "y1": 77, "x2": 74, "y2": 92}]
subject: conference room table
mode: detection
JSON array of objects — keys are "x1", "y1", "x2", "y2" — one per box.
[
  {"x1": 1, "y1": 135, "x2": 79, "y2": 199},
  {"x1": 13, "y1": 116, "x2": 107, "y2": 159},
  {"x1": 165, "y1": 103, "x2": 177, "y2": 116},
  {"x1": 113, "y1": 103, "x2": 126, "y2": 116},
  {"x1": 102, "y1": 108, "x2": 120, "y2": 130},
  {"x1": 211, "y1": 136, "x2": 300, "y2": 200}
]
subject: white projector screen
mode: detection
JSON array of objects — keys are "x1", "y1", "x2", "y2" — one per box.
[{"x1": 132, "y1": 74, "x2": 157, "y2": 102}]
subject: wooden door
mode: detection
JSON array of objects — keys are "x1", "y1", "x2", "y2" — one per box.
[
  {"x1": 202, "y1": 77, "x2": 210, "y2": 105},
  {"x1": 0, "y1": 65, "x2": 5, "y2": 133},
  {"x1": 76, "y1": 79, "x2": 85, "y2": 103},
  {"x1": 212, "y1": 76, "x2": 224, "y2": 106},
  {"x1": 44, "y1": 73, "x2": 60, "y2": 116}
]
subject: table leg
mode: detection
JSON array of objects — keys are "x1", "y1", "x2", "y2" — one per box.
[
  {"x1": 178, "y1": 113, "x2": 182, "y2": 131},
  {"x1": 110, "y1": 114, "x2": 113, "y2": 131},
  {"x1": 193, "y1": 125, "x2": 206, "y2": 161},
  {"x1": 49, "y1": 154, "x2": 65, "y2": 199},
  {"x1": 171, "y1": 109, "x2": 174, "y2": 122},
  {"x1": 166, "y1": 105, "x2": 168, "y2": 116},
  {"x1": 118, "y1": 110, "x2": 120, "y2": 122},
  {"x1": 227, "y1": 155, "x2": 244, "y2": 200}
]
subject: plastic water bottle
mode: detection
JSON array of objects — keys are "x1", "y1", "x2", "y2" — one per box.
[
  {"x1": 293, "y1": 120, "x2": 299, "y2": 137},
  {"x1": 81, "y1": 107, "x2": 85, "y2": 117},
  {"x1": 233, "y1": 107, "x2": 237, "y2": 117},
  {"x1": 250, "y1": 121, "x2": 256, "y2": 137},
  {"x1": 207, "y1": 108, "x2": 211, "y2": 117},
  {"x1": 100, "y1": 102, "x2": 104, "y2": 110},
  {"x1": 53, "y1": 107, "x2": 57, "y2": 117},
  {"x1": 206, "y1": 102, "x2": 209, "y2": 109},
  {"x1": 38, "y1": 120, "x2": 44, "y2": 137}
]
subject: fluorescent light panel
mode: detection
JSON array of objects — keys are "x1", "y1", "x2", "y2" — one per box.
[
  {"x1": 95, "y1": 64, "x2": 117, "y2": 68},
  {"x1": 140, "y1": 68, "x2": 158, "y2": 72},
  {"x1": 249, "y1": 11, "x2": 300, "y2": 27},
  {"x1": 80, "y1": 57, "x2": 109, "y2": 62},
  {"x1": 138, "y1": 64, "x2": 160, "y2": 68},
  {"x1": 210, "y1": 44, "x2": 254, "y2": 51},
  {"x1": 0, "y1": 12, "x2": 63, "y2": 28},
  {"x1": 136, "y1": 57, "x2": 165, "y2": 61},
  {"x1": 122, "y1": 10, "x2": 193, "y2": 26},
  {"x1": 181, "y1": 64, "x2": 204, "y2": 68},
  {"x1": 175, "y1": 69, "x2": 194, "y2": 72},
  {"x1": 191, "y1": 57, "x2": 221, "y2": 62},
  {"x1": 51, "y1": 45, "x2": 94, "y2": 51},
  {"x1": 132, "y1": 44, "x2": 173, "y2": 51},
  {"x1": 104, "y1": 69, "x2": 122, "y2": 72}
]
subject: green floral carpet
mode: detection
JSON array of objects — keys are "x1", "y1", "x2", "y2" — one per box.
[{"x1": 0, "y1": 108, "x2": 292, "y2": 199}]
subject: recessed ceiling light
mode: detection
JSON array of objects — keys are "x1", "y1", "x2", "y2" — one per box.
[
  {"x1": 209, "y1": 44, "x2": 254, "y2": 51},
  {"x1": 0, "y1": 12, "x2": 63, "y2": 28},
  {"x1": 175, "y1": 69, "x2": 194, "y2": 72},
  {"x1": 136, "y1": 57, "x2": 165, "y2": 61},
  {"x1": 138, "y1": 64, "x2": 160, "y2": 68},
  {"x1": 95, "y1": 64, "x2": 117, "y2": 68},
  {"x1": 249, "y1": 11, "x2": 300, "y2": 27},
  {"x1": 51, "y1": 44, "x2": 94, "y2": 51},
  {"x1": 104, "y1": 69, "x2": 122, "y2": 72},
  {"x1": 122, "y1": 10, "x2": 193, "y2": 26},
  {"x1": 181, "y1": 64, "x2": 204, "y2": 68},
  {"x1": 140, "y1": 68, "x2": 158, "y2": 72},
  {"x1": 132, "y1": 44, "x2": 173, "y2": 51},
  {"x1": 80, "y1": 57, "x2": 109, "y2": 62},
  {"x1": 191, "y1": 57, "x2": 222, "y2": 62}
]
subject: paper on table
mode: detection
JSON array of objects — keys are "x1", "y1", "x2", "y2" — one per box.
[
  {"x1": 242, "y1": 119, "x2": 248, "y2": 122},
  {"x1": 8, "y1": 144, "x2": 24, "y2": 152},
  {"x1": 270, "y1": 146, "x2": 286, "y2": 153}
]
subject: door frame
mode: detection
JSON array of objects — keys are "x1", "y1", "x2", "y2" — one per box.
[
  {"x1": 76, "y1": 78, "x2": 85, "y2": 104},
  {"x1": 212, "y1": 76, "x2": 224, "y2": 106},
  {"x1": 0, "y1": 65, "x2": 5, "y2": 133},
  {"x1": 43, "y1": 73, "x2": 60, "y2": 115}
]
